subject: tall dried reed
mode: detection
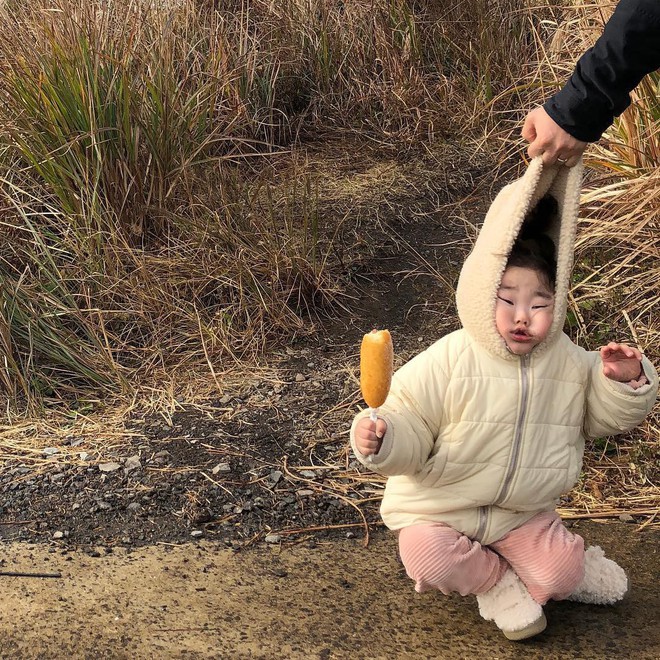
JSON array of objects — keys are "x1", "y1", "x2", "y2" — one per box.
[
  {"x1": 0, "y1": 0, "x2": 334, "y2": 409},
  {"x1": 0, "y1": 0, "x2": 553, "y2": 411}
]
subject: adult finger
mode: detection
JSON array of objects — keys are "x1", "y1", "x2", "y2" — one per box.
[
  {"x1": 527, "y1": 138, "x2": 546, "y2": 160},
  {"x1": 529, "y1": 140, "x2": 561, "y2": 164},
  {"x1": 521, "y1": 113, "x2": 537, "y2": 143}
]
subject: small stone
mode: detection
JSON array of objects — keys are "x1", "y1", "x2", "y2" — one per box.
[
  {"x1": 265, "y1": 534, "x2": 281, "y2": 544},
  {"x1": 269, "y1": 470, "x2": 283, "y2": 484},
  {"x1": 295, "y1": 373, "x2": 305, "y2": 382},
  {"x1": 124, "y1": 455, "x2": 142, "y2": 472},
  {"x1": 300, "y1": 470, "x2": 316, "y2": 478},
  {"x1": 193, "y1": 510, "x2": 213, "y2": 525},
  {"x1": 98, "y1": 462, "x2": 121, "y2": 472},
  {"x1": 79, "y1": 452, "x2": 90, "y2": 461},
  {"x1": 127, "y1": 502, "x2": 142, "y2": 512},
  {"x1": 219, "y1": 394, "x2": 231, "y2": 404},
  {"x1": 212, "y1": 463, "x2": 231, "y2": 474},
  {"x1": 619, "y1": 514, "x2": 634, "y2": 523},
  {"x1": 52, "y1": 531, "x2": 64, "y2": 540},
  {"x1": 296, "y1": 489, "x2": 314, "y2": 497},
  {"x1": 153, "y1": 451, "x2": 171, "y2": 464},
  {"x1": 191, "y1": 530, "x2": 203, "y2": 538},
  {"x1": 42, "y1": 447, "x2": 59, "y2": 456}
]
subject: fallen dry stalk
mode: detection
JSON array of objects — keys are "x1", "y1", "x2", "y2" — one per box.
[{"x1": 0, "y1": 570, "x2": 62, "y2": 578}]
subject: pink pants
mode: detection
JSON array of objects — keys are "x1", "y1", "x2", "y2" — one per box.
[{"x1": 398, "y1": 511, "x2": 585, "y2": 605}]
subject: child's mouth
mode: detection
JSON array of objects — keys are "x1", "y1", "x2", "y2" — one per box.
[{"x1": 511, "y1": 330, "x2": 531, "y2": 341}]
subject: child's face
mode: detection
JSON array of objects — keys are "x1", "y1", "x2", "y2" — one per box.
[{"x1": 495, "y1": 266, "x2": 555, "y2": 356}]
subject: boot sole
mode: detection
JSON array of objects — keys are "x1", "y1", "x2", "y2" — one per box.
[{"x1": 503, "y1": 612, "x2": 547, "y2": 641}]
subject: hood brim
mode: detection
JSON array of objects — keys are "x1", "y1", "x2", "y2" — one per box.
[{"x1": 455, "y1": 157, "x2": 583, "y2": 360}]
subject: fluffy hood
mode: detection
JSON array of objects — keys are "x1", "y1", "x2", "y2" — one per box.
[{"x1": 455, "y1": 157, "x2": 583, "y2": 360}]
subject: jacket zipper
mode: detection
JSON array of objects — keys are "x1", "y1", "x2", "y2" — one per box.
[
  {"x1": 475, "y1": 505, "x2": 488, "y2": 542},
  {"x1": 474, "y1": 354, "x2": 530, "y2": 541},
  {"x1": 495, "y1": 353, "x2": 530, "y2": 505}
]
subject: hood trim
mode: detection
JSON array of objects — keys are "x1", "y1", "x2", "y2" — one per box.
[{"x1": 455, "y1": 158, "x2": 583, "y2": 360}]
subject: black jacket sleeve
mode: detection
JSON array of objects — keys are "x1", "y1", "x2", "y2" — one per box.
[{"x1": 544, "y1": 0, "x2": 660, "y2": 142}]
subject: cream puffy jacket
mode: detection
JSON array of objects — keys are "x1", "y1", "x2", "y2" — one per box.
[{"x1": 350, "y1": 159, "x2": 658, "y2": 545}]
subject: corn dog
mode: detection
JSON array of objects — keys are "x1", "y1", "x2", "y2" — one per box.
[{"x1": 360, "y1": 329, "x2": 393, "y2": 410}]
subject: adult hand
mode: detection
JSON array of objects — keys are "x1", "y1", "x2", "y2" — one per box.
[
  {"x1": 522, "y1": 107, "x2": 587, "y2": 167},
  {"x1": 354, "y1": 416, "x2": 387, "y2": 456}
]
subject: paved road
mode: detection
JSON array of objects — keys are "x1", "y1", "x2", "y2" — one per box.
[{"x1": 1, "y1": 521, "x2": 658, "y2": 659}]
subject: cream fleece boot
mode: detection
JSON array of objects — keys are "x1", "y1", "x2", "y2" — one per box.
[
  {"x1": 567, "y1": 545, "x2": 628, "y2": 605},
  {"x1": 476, "y1": 569, "x2": 546, "y2": 641}
]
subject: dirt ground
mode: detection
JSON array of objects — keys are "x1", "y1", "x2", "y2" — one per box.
[
  {"x1": 1, "y1": 521, "x2": 659, "y2": 659},
  {"x1": 0, "y1": 142, "x2": 481, "y2": 552},
  {"x1": 1, "y1": 144, "x2": 658, "y2": 659}
]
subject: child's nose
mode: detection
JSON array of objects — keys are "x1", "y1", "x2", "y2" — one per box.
[{"x1": 515, "y1": 308, "x2": 530, "y2": 325}]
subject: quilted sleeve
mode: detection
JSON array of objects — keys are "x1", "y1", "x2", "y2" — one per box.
[{"x1": 582, "y1": 351, "x2": 658, "y2": 439}]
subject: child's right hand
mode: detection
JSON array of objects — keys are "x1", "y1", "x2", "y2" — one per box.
[{"x1": 354, "y1": 417, "x2": 388, "y2": 456}]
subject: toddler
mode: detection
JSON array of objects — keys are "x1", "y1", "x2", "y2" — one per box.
[{"x1": 350, "y1": 159, "x2": 658, "y2": 640}]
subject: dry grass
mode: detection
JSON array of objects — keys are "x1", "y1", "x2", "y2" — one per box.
[
  {"x1": 0, "y1": 0, "x2": 656, "y2": 530},
  {"x1": 0, "y1": 0, "x2": 554, "y2": 412}
]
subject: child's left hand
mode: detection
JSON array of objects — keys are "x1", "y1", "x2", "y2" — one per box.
[{"x1": 599, "y1": 342, "x2": 644, "y2": 382}]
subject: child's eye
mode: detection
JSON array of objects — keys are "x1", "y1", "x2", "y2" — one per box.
[
  {"x1": 532, "y1": 304, "x2": 549, "y2": 309},
  {"x1": 497, "y1": 295, "x2": 513, "y2": 305}
]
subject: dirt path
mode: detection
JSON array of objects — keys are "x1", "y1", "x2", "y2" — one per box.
[{"x1": 1, "y1": 521, "x2": 658, "y2": 659}]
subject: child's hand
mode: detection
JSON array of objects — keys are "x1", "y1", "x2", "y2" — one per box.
[
  {"x1": 600, "y1": 342, "x2": 644, "y2": 382},
  {"x1": 354, "y1": 416, "x2": 388, "y2": 456}
]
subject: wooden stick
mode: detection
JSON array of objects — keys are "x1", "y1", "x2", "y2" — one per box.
[
  {"x1": 0, "y1": 570, "x2": 62, "y2": 578},
  {"x1": 558, "y1": 508, "x2": 659, "y2": 520}
]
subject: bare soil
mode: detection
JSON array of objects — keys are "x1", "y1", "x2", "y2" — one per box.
[{"x1": 1, "y1": 522, "x2": 659, "y2": 659}]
